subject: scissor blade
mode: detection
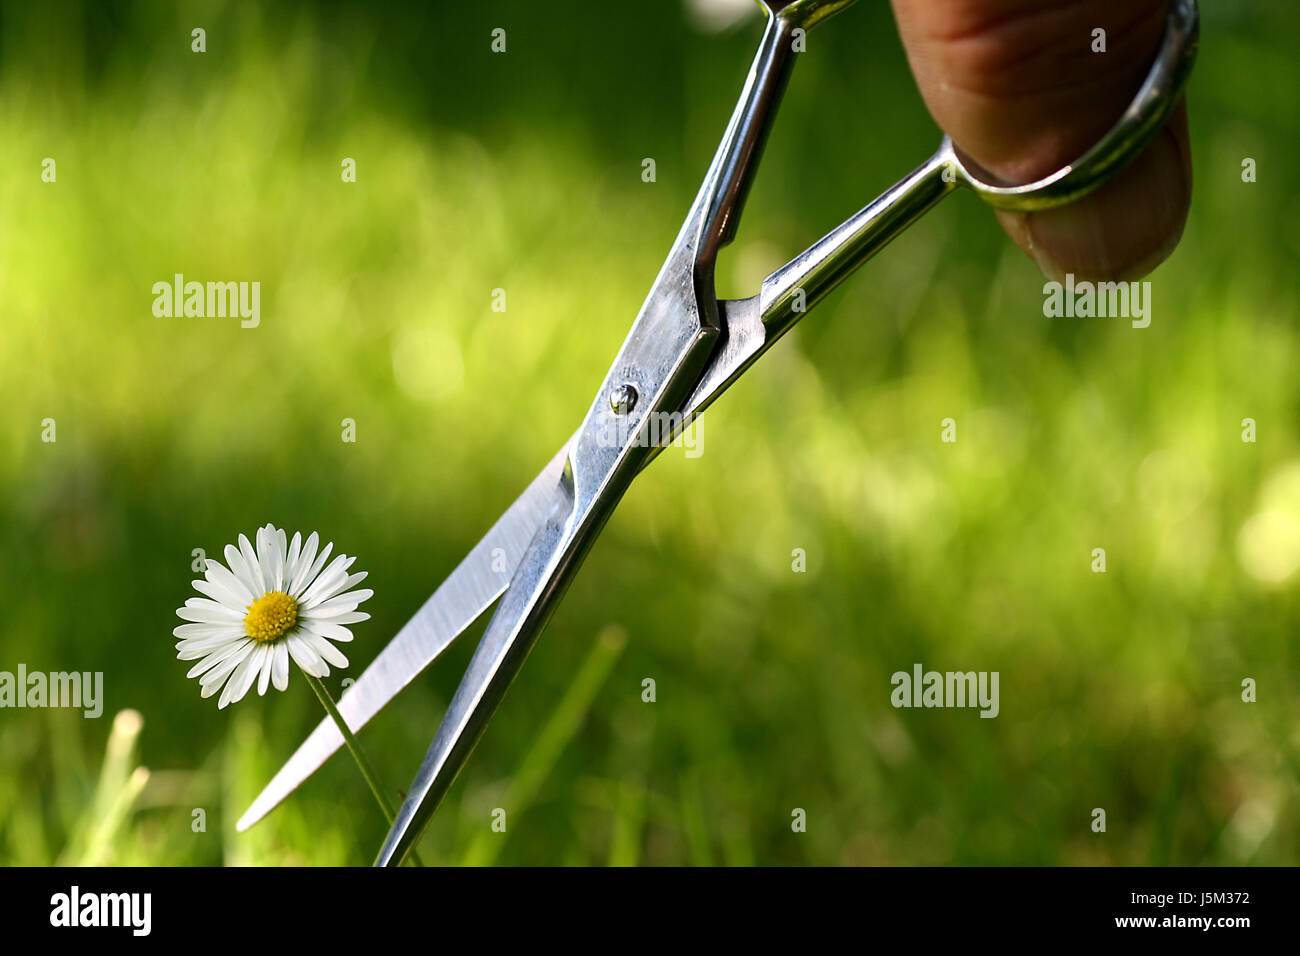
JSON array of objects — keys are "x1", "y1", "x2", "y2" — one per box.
[
  {"x1": 373, "y1": 483, "x2": 572, "y2": 865},
  {"x1": 680, "y1": 296, "x2": 764, "y2": 422},
  {"x1": 235, "y1": 441, "x2": 570, "y2": 832},
  {"x1": 241, "y1": 295, "x2": 764, "y2": 834}
]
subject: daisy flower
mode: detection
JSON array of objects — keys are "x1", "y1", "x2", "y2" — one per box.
[{"x1": 174, "y1": 524, "x2": 372, "y2": 708}]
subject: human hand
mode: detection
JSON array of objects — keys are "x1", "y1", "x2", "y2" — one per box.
[{"x1": 890, "y1": 0, "x2": 1191, "y2": 280}]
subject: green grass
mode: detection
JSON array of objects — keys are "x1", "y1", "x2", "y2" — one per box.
[{"x1": 0, "y1": 0, "x2": 1297, "y2": 865}]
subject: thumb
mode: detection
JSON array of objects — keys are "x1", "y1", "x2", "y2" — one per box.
[{"x1": 889, "y1": 0, "x2": 1192, "y2": 281}]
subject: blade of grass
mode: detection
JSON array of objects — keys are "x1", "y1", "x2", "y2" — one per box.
[
  {"x1": 679, "y1": 771, "x2": 714, "y2": 866},
  {"x1": 607, "y1": 775, "x2": 646, "y2": 866},
  {"x1": 48, "y1": 710, "x2": 90, "y2": 837},
  {"x1": 76, "y1": 767, "x2": 151, "y2": 866},
  {"x1": 57, "y1": 709, "x2": 143, "y2": 865},
  {"x1": 461, "y1": 625, "x2": 627, "y2": 866}
]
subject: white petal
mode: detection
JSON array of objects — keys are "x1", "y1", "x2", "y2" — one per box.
[
  {"x1": 300, "y1": 540, "x2": 335, "y2": 590},
  {"x1": 284, "y1": 532, "x2": 303, "y2": 592},
  {"x1": 286, "y1": 633, "x2": 328, "y2": 677},
  {"x1": 238, "y1": 534, "x2": 263, "y2": 595},
  {"x1": 260, "y1": 524, "x2": 285, "y2": 593},
  {"x1": 176, "y1": 604, "x2": 243, "y2": 625},
  {"x1": 176, "y1": 631, "x2": 247, "y2": 659},
  {"x1": 291, "y1": 540, "x2": 334, "y2": 600},
  {"x1": 194, "y1": 569, "x2": 248, "y2": 610},
  {"x1": 257, "y1": 644, "x2": 275, "y2": 695},
  {"x1": 272, "y1": 642, "x2": 290, "y2": 691},
  {"x1": 303, "y1": 570, "x2": 368, "y2": 608},
  {"x1": 186, "y1": 639, "x2": 252, "y2": 678},
  {"x1": 200, "y1": 647, "x2": 247, "y2": 686},
  {"x1": 200, "y1": 645, "x2": 251, "y2": 697},
  {"x1": 223, "y1": 545, "x2": 260, "y2": 601},
  {"x1": 221, "y1": 646, "x2": 264, "y2": 708},
  {"x1": 201, "y1": 641, "x2": 249, "y2": 678},
  {"x1": 305, "y1": 567, "x2": 364, "y2": 606},
  {"x1": 173, "y1": 622, "x2": 242, "y2": 640},
  {"x1": 289, "y1": 533, "x2": 320, "y2": 596},
  {"x1": 304, "y1": 589, "x2": 373, "y2": 615},
  {"x1": 301, "y1": 632, "x2": 349, "y2": 669},
  {"x1": 303, "y1": 610, "x2": 370, "y2": 625},
  {"x1": 277, "y1": 529, "x2": 288, "y2": 590},
  {"x1": 205, "y1": 558, "x2": 253, "y2": 604},
  {"x1": 254, "y1": 526, "x2": 269, "y2": 585},
  {"x1": 298, "y1": 554, "x2": 353, "y2": 607},
  {"x1": 269, "y1": 531, "x2": 284, "y2": 593},
  {"x1": 255, "y1": 527, "x2": 276, "y2": 594},
  {"x1": 299, "y1": 619, "x2": 354, "y2": 643},
  {"x1": 184, "y1": 596, "x2": 244, "y2": 618}
]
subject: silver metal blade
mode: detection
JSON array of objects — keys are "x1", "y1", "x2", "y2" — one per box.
[
  {"x1": 239, "y1": 298, "x2": 764, "y2": 834},
  {"x1": 680, "y1": 296, "x2": 764, "y2": 423},
  {"x1": 235, "y1": 441, "x2": 570, "y2": 832}
]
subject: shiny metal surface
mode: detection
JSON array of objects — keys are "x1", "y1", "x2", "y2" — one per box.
[
  {"x1": 950, "y1": 0, "x2": 1198, "y2": 211},
  {"x1": 688, "y1": 0, "x2": 1198, "y2": 417},
  {"x1": 374, "y1": 0, "x2": 854, "y2": 867}
]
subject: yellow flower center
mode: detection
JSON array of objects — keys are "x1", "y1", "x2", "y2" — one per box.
[{"x1": 244, "y1": 591, "x2": 298, "y2": 643}]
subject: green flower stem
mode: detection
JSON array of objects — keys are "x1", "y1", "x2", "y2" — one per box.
[{"x1": 302, "y1": 670, "x2": 424, "y2": 867}]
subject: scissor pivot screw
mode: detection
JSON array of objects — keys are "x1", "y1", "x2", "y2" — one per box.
[{"x1": 610, "y1": 383, "x2": 637, "y2": 415}]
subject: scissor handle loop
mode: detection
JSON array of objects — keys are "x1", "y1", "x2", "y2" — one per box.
[{"x1": 945, "y1": 0, "x2": 1199, "y2": 212}]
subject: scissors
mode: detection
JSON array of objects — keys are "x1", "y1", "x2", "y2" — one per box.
[{"x1": 238, "y1": 0, "x2": 1198, "y2": 865}]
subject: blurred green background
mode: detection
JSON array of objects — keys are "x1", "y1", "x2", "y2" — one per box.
[{"x1": 1, "y1": 0, "x2": 1297, "y2": 866}]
